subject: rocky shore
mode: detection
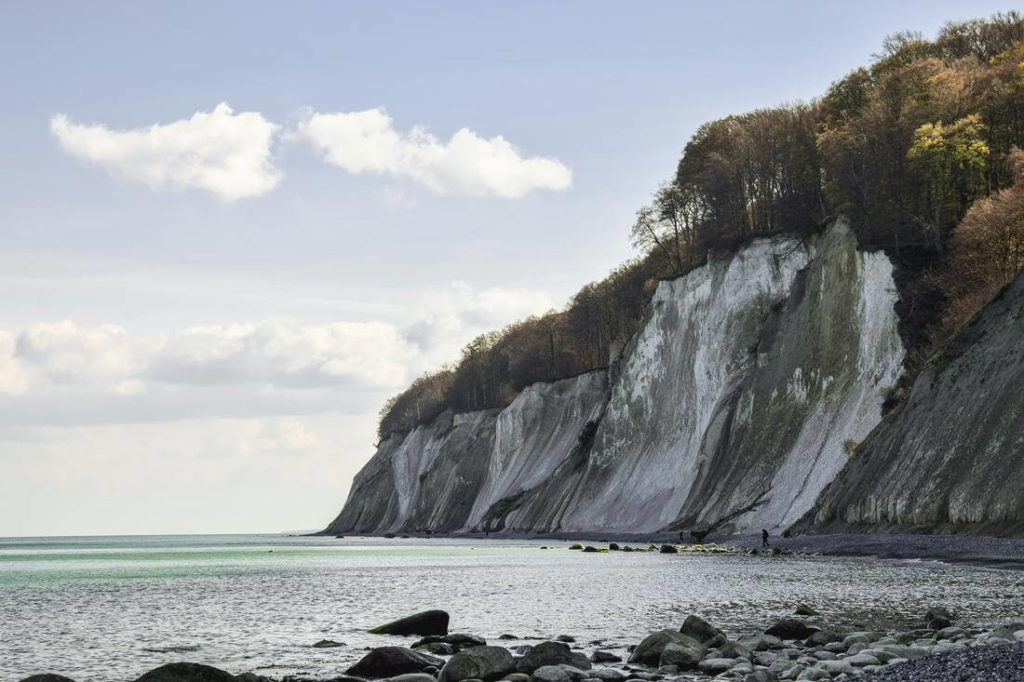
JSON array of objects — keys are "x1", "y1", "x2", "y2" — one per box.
[{"x1": 21, "y1": 601, "x2": 1024, "y2": 682}]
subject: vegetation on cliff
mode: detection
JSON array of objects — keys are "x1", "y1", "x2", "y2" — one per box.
[{"x1": 378, "y1": 12, "x2": 1024, "y2": 440}]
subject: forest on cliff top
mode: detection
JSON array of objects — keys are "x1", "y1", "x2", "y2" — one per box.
[{"x1": 378, "y1": 11, "x2": 1024, "y2": 440}]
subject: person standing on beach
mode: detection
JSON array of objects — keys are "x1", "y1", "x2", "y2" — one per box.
[{"x1": 761, "y1": 529, "x2": 770, "y2": 548}]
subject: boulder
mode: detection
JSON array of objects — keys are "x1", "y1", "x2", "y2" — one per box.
[
  {"x1": 589, "y1": 651, "x2": 621, "y2": 664},
  {"x1": 531, "y1": 667, "x2": 569, "y2": 682},
  {"x1": 517, "y1": 642, "x2": 590, "y2": 673},
  {"x1": 438, "y1": 646, "x2": 516, "y2": 682},
  {"x1": 717, "y1": 641, "x2": 752, "y2": 661},
  {"x1": 658, "y1": 545, "x2": 678, "y2": 554},
  {"x1": 347, "y1": 647, "x2": 445, "y2": 678},
  {"x1": 313, "y1": 639, "x2": 344, "y2": 648},
  {"x1": 629, "y1": 630, "x2": 700, "y2": 666},
  {"x1": 657, "y1": 639, "x2": 705, "y2": 670},
  {"x1": 764, "y1": 619, "x2": 817, "y2": 640},
  {"x1": 445, "y1": 634, "x2": 488, "y2": 652},
  {"x1": 370, "y1": 610, "x2": 450, "y2": 636},
  {"x1": 696, "y1": 658, "x2": 735, "y2": 675},
  {"x1": 581, "y1": 546, "x2": 600, "y2": 553},
  {"x1": 679, "y1": 615, "x2": 724, "y2": 644},
  {"x1": 134, "y1": 664, "x2": 236, "y2": 682}
]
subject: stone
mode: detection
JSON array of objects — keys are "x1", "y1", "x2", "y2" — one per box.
[
  {"x1": 845, "y1": 653, "x2": 880, "y2": 667},
  {"x1": 928, "y1": 616, "x2": 952, "y2": 630},
  {"x1": 658, "y1": 639, "x2": 705, "y2": 670},
  {"x1": 803, "y1": 631, "x2": 842, "y2": 647},
  {"x1": 739, "y1": 634, "x2": 783, "y2": 652},
  {"x1": 390, "y1": 675, "x2": 437, "y2": 682},
  {"x1": 629, "y1": 631, "x2": 700, "y2": 667},
  {"x1": 438, "y1": 647, "x2": 516, "y2": 682},
  {"x1": 658, "y1": 545, "x2": 678, "y2": 554},
  {"x1": 348, "y1": 647, "x2": 445, "y2": 678},
  {"x1": 445, "y1": 634, "x2": 488, "y2": 652},
  {"x1": 370, "y1": 610, "x2": 451, "y2": 637},
  {"x1": 696, "y1": 658, "x2": 735, "y2": 675},
  {"x1": 517, "y1": 642, "x2": 591, "y2": 674},
  {"x1": 502, "y1": 675, "x2": 530, "y2": 682},
  {"x1": 608, "y1": 543, "x2": 620, "y2": 551},
  {"x1": 590, "y1": 651, "x2": 622, "y2": 664},
  {"x1": 816, "y1": 660, "x2": 853, "y2": 675},
  {"x1": 555, "y1": 666, "x2": 592, "y2": 682},
  {"x1": 794, "y1": 669, "x2": 827, "y2": 681},
  {"x1": 678, "y1": 615, "x2": 724, "y2": 644},
  {"x1": 415, "y1": 642, "x2": 456, "y2": 656},
  {"x1": 582, "y1": 547, "x2": 599, "y2": 553},
  {"x1": 743, "y1": 672, "x2": 778, "y2": 682},
  {"x1": 555, "y1": 635, "x2": 576, "y2": 643},
  {"x1": 19, "y1": 677, "x2": 78, "y2": 682},
  {"x1": 568, "y1": 544, "x2": 583, "y2": 550},
  {"x1": 793, "y1": 604, "x2": 818, "y2": 616},
  {"x1": 717, "y1": 641, "x2": 753, "y2": 661},
  {"x1": 531, "y1": 667, "x2": 570, "y2": 682},
  {"x1": 498, "y1": 635, "x2": 519, "y2": 641},
  {"x1": 313, "y1": 639, "x2": 345, "y2": 648},
  {"x1": 584, "y1": 669, "x2": 625, "y2": 682},
  {"x1": 924, "y1": 607, "x2": 954, "y2": 623},
  {"x1": 764, "y1": 619, "x2": 817, "y2": 640},
  {"x1": 134, "y1": 664, "x2": 236, "y2": 682}
]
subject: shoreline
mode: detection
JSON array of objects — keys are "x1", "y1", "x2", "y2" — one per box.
[{"x1": 319, "y1": 531, "x2": 1024, "y2": 571}]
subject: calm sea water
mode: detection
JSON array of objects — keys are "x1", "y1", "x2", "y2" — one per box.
[{"x1": 3, "y1": 534, "x2": 1023, "y2": 682}]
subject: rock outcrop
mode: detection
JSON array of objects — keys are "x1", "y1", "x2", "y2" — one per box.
[
  {"x1": 801, "y1": 270, "x2": 1024, "y2": 534},
  {"x1": 325, "y1": 220, "x2": 906, "y2": 536}
]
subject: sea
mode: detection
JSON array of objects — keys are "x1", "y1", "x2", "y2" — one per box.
[{"x1": 2, "y1": 534, "x2": 1023, "y2": 681}]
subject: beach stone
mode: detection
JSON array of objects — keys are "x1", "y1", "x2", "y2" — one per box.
[
  {"x1": 717, "y1": 641, "x2": 753, "y2": 661},
  {"x1": 134, "y1": 663, "x2": 236, "y2": 682},
  {"x1": 878, "y1": 644, "x2": 929, "y2": 659},
  {"x1": 371, "y1": 610, "x2": 450, "y2": 637},
  {"x1": 845, "y1": 653, "x2": 880, "y2": 667},
  {"x1": 817, "y1": 659, "x2": 853, "y2": 675},
  {"x1": 348, "y1": 647, "x2": 445, "y2": 678},
  {"x1": 501, "y1": 675, "x2": 530, "y2": 682},
  {"x1": 679, "y1": 615, "x2": 724, "y2": 644},
  {"x1": 754, "y1": 652, "x2": 779, "y2": 666},
  {"x1": 389, "y1": 675, "x2": 437, "y2": 682},
  {"x1": 555, "y1": 635, "x2": 576, "y2": 643},
  {"x1": 924, "y1": 607, "x2": 954, "y2": 623},
  {"x1": 415, "y1": 642, "x2": 456, "y2": 656},
  {"x1": 696, "y1": 658, "x2": 736, "y2": 675},
  {"x1": 804, "y1": 630, "x2": 842, "y2": 647},
  {"x1": 659, "y1": 545, "x2": 678, "y2": 554},
  {"x1": 19, "y1": 677, "x2": 78, "y2": 682},
  {"x1": 584, "y1": 669, "x2": 625, "y2": 682},
  {"x1": 811, "y1": 651, "x2": 836, "y2": 661},
  {"x1": 794, "y1": 668, "x2": 826, "y2": 680},
  {"x1": 841, "y1": 634, "x2": 869, "y2": 649},
  {"x1": 531, "y1": 666, "x2": 570, "y2": 682},
  {"x1": 739, "y1": 634, "x2": 783, "y2": 651},
  {"x1": 765, "y1": 619, "x2": 817, "y2": 640},
  {"x1": 936, "y1": 626, "x2": 967, "y2": 640},
  {"x1": 629, "y1": 631, "x2": 700, "y2": 666},
  {"x1": 439, "y1": 646, "x2": 516, "y2": 682},
  {"x1": 313, "y1": 639, "x2": 344, "y2": 648},
  {"x1": 743, "y1": 672, "x2": 777, "y2": 682},
  {"x1": 590, "y1": 651, "x2": 621, "y2": 664},
  {"x1": 498, "y1": 635, "x2": 519, "y2": 641},
  {"x1": 517, "y1": 642, "x2": 591, "y2": 673},
  {"x1": 658, "y1": 639, "x2": 705, "y2": 670},
  {"x1": 928, "y1": 616, "x2": 952, "y2": 630},
  {"x1": 445, "y1": 634, "x2": 488, "y2": 652}
]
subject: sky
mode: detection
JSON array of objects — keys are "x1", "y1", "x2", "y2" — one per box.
[{"x1": 0, "y1": 1, "x2": 1014, "y2": 536}]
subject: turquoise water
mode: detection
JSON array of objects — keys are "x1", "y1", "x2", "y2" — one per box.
[{"x1": 2, "y1": 534, "x2": 1023, "y2": 681}]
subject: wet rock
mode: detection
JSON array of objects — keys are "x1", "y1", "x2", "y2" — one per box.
[
  {"x1": 517, "y1": 642, "x2": 590, "y2": 674},
  {"x1": 658, "y1": 639, "x2": 705, "y2": 670},
  {"x1": 347, "y1": 647, "x2": 445, "y2": 678},
  {"x1": 590, "y1": 651, "x2": 622, "y2": 664},
  {"x1": 629, "y1": 631, "x2": 697, "y2": 666},
  {"x1": 817, "y1": 659, "x2": 853, "y2": 675},
  {"x1": 928, "y1": 616, "x2": 952, "y2": 630},
  {"x1": 498, "y1": 635, "x2": 519, "y2": 641},
  {"x1": 370, "y1": 611, "x2": 451, "y2": 637},
  {"x1": 134, "y1": 663, "x2": 236, "y2": 682},
  {"x1": 924, "y1": 607, "x2": 954, "y2": 623},
  {"x1": 445, "y1": 634, "x2": 488, "y2": 652},
  {"x1": 608, "y1": 543, "x2": 620, "y2": 551},
  {"x1": 501, "y1": 674, "x2": 530, "y2": 682},
  {"x1": 438, "y1": 646, "x2": 516, "y2": 682},
  {"x1": 18, "y1": 677, "x2": 77, "y2": 682},
  {"x1": 679, "y1": 615, "x2": 724, "y2": 644},
  {"x1": 658, "y1": 545, "x2": 678, "y2": 554},
  {"x1": 804, "y1": 631, "x2": 842, "y2": 647},
  {"x1": 739, "y1": 634, "x2": 783, "y2": 652},
  {"x1": 696, "y1": 658, "x2": 735, "y2": 675},
  {"x1": 845, "y1": 652, "x2": 880, "y2": 667},
  {"x1": 764, "y1": 619, "x2": 817, "y2": 640},
  {"x1": 415, "y1": 642, "x2": 456, "y2": 656},
  {"x1": 793, "y1": 604, "x2": 818, "y2": 617},
  {"x1": 583, "y1": 669, "x2": 625, "y2": 682},
  {"x1": 313, "y1": 639, "x2": 345, "y2": 648},
  {"x1": 717, "y1": 641, "x2": 753, "y2": 661},
  {"x1": 531, "y1": 667, "x2": 570, "y2": 682},
  {"x1": 555, "y1": 636, "x2": 576, "y2": 643},
  {"x1": 568, "y1": 544, "x2": 583, "y2": 550},
  {"x1": 743, "y1": 672, "x2": 778, "y2": 682},
  {"x1": 389, "y1": 675, "x2": 438, "y2": 682},
  {"x1": 581, "y1": 547, "x2": 600, "y2": 553}
]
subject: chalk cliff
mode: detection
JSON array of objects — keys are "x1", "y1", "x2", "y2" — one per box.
[
  {"x1": 800, "y1": 270, "x2": 1024, "y2": 535},
  {"x1": 325, "y1": 220, "x2": 907, "y2": 536}
]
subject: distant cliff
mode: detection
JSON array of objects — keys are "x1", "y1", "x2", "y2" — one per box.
[
  {"x1": 799, "y1": 270, "x2": 1024, "y2": 535},
  {"x1": 326, "y1": 220, "x2": 909, "y2": 536}
]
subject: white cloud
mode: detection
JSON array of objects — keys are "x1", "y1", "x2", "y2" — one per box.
[
  {"x1": 149, "y1": 319, "x2": 416, "y2": 389},
  {"x1": 50, "y1": 103, "x2": 281, "y2": 200},
  {"x1": 297, "y1": 107, "x2": 572, "y2": 198},
  {"x1": 16, "y1": 320, "x2": 151, "y2": 387}
]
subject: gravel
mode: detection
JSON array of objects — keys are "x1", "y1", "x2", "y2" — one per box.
[{"x1": 859, "y1": 642, "x2": 1024, "y2": 681}]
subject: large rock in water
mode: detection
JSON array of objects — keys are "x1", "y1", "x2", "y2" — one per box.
[
  {"x1": 324, "y1": 221, "x2": 904, "y2": 537},
  {"x1": 134, "y1": 663, "x2": 235, "y2": 682},
  {"x1": 346, "y1": 647, "x2": 444, "y2": 678},
  {"x1": 369, "y1": 610, "x2": 450, "y2": 636},
  {"x1": 516, "y1": 642, "x2": 591, "y2": 673},
  {"x1": 801, "y1": 270, "x2": 1024, "y2": 533},
  {"x1": 629, "y1": 630, "x2": 702, "y2": 666},
  {"x1": 679, "y1": 615, "x2": 724, "y2": 644},
  {"x1": 437, "y1": 646, "x2": 515, "y2": 682}
]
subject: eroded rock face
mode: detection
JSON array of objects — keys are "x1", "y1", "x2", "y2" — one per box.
[
  {"x1": 326, "y1": 220, "x2": 905, "y2": 536},
  {"x1": 803, "y1": 271, "x2": 1024, "y2": 533}
]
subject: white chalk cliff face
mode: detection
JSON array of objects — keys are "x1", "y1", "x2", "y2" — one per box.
[{"x1": 325, "y1": 221, "x2": 905, "y2": 536}]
